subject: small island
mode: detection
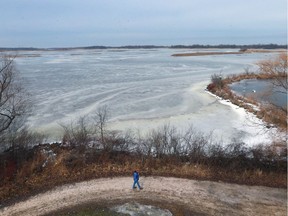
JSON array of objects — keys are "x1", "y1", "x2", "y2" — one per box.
[{"x1": 171, "y1": 48, "x2": 286, "y2": 57}]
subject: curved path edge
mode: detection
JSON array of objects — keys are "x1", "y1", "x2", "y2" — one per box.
[{"x1": 0, "y1": 177, "x2": 287, "y2": 216}]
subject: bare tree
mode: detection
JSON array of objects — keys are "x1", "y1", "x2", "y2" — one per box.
[
  {"x1": 94, "y1": 105, "x2": 109, "y2": 149},
  {"x1": 0, "y1": 55, "x2": 30, "y2": 135},
  {"x1": 257, "y1": 53, "x2": 287, "y2": 93}
]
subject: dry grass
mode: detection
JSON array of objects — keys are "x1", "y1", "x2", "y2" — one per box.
[
  {"x1": 172, "y1": 51, "x2": 242, "y2": 57},
  {"x1": 172, "y1": 49, "x2": 286, "y2": 57},
  {"x1": 208, "y1": 70, "x2": 287, "y2": 131},
  {"x1": 0, "y1": 142, "x2": 286, "y2": 205}
]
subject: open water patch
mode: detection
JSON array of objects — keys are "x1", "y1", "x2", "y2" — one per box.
[{"x1": 229, "y1": 79, "x2": 287, "y2": 109}]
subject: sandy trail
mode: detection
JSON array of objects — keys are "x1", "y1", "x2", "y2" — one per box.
[{"x1": 0, "y1": 177, "x2": 286, "y2": 216}]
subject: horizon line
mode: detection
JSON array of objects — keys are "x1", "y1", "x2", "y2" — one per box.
[{"x1": 0, "y1": 43, "x2": 287, "y2": 50}]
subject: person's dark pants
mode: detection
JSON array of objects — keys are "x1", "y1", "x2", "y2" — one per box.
[{"x1": 132, "y1": 180, "x2": 141, "y2": 189}]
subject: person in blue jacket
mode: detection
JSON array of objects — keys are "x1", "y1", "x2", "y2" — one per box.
[{"x1": 132, "y1": 170, "x2": 142, "y2": 190}]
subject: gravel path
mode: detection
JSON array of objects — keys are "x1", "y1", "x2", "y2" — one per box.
[{"x1": 0, "y1": 177, "x2": 287, "y2": 216}]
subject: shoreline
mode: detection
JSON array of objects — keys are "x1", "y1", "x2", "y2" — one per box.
[
  {"x1": 205, "y1": 90, "x2": 286, "y2": 145},
  {"x1": 4, "y1": 80, "x2": 281, "y2": 151}
]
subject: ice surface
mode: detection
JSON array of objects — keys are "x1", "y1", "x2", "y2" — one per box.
[
  {"x1": 111, "y1": 202, "x2": 173, "y2": 216},
  {"x1": 13, "y1": 49, "x2": 283, "y2": 145}
]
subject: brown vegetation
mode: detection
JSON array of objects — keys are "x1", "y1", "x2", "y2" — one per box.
[
  {"x1": 172, "y1": 51, "x2": 241, "y2": 57},
  {"x1": 207, "y1": 53, "x2": 287, "y2": 131},
  {"x1": 0, "y1": 125, "x2": 287, "y2": 204},
  {"x1": 172, "y1": 49, "x2": 285, "y2": 57}
]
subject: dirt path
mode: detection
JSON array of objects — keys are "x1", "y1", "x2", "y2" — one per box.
[{"x1": 0, "y1": 177, "x2": 287, "y2": 216}]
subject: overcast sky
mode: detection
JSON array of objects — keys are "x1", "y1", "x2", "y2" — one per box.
[{"x1": 1, "y1": 0, "x2": 287, "y2": 47}]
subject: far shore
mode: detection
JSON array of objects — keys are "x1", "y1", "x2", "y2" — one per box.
[{"x1": 172, "y1": 49, "x2": 286, "y2": 57}]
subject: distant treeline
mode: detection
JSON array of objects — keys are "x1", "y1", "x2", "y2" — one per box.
[
  {"x1": 0, "y1": 43, "x2": 287, "y2": 51},
  {"x1": 170, "y1": 44, "x2": 287, "y2": 49}
]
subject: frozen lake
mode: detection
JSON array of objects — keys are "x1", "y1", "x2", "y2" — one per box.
[{"x1": 14, "y1": 48, "x2": 282, "y2": 145}]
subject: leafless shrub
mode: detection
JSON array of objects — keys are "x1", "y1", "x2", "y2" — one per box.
[
  {"x1": 144, "y1": 124, "x2": 182, "y2": 158},
  {"x1": 136, "y1": 130, "x2": 153, "y2": 156},
  {"x1": 224, "y1": 141, "x2": 248, "y2": 158},
  {"x1": 102, "y1": 130, "x2": 135, "y2": 152},
  {"x1": 211, "y1": 73, "x2": 224, "y2": 89},
  {"x1": 116, "y1": 129, "x2": 136, "y2": 152},
  {"x1": 182, "y1": 125, "x2": 210, "y2": 163},
  {"x1": 0, "y1": 128, "x2": 45, "y2": 179},
  {"x1": 207, "y1": 142, "x2": 225, "y2": 159},
  {"x1": 60, "y1": 116, "x2": 92, "y2": 149}
]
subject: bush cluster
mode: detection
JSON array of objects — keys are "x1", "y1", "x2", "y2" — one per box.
[{"x1": 0, "y1": 123, "x2": 286, "y2": 186}]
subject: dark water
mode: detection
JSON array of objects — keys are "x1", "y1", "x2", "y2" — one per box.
[{"x1": 230, "y1": 79, "x2": 287, "y2": 109}]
